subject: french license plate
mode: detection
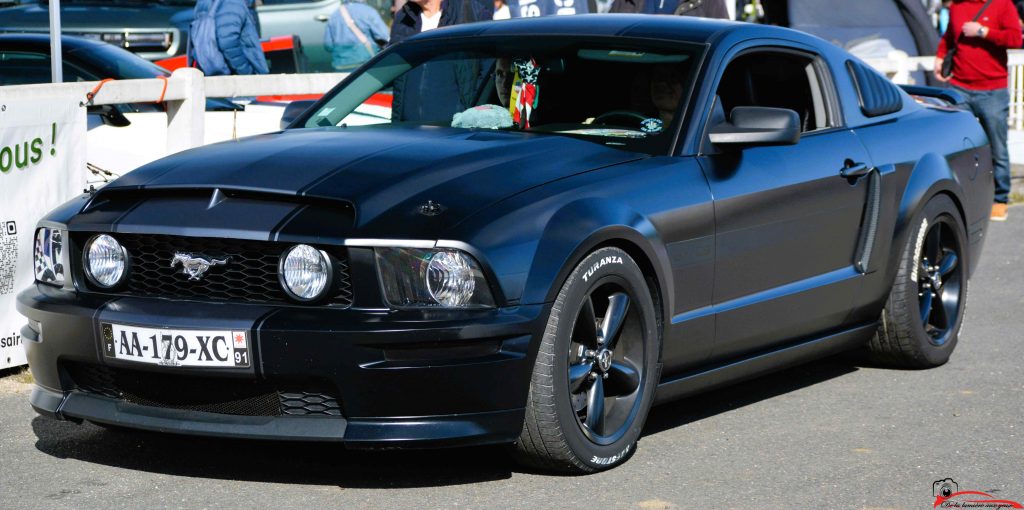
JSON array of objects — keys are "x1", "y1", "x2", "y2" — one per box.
[{"x1": 101, "y1": 323, "x2": 250, "y2": 368}]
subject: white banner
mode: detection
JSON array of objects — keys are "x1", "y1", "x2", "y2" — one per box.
[{"x1": 0, "y1": 99, "x2": 87, "y2": 369}]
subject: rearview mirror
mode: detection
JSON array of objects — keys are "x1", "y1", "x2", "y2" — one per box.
[
  {"x1": 709, "y1": 106, "x2": 800, "y2": 148},
  {"x1": 280, "y1": 100, "x2": 317, "y2": 130}
]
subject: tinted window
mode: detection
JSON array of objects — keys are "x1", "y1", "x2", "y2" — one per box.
[
  {"x1": 716, "y1": 52, "x2": 829, "y2": 132},
  {"x1": 305, "y1": 37, "x2": 704, "y2": 155},
  {"x1": 0, "y1": 52, "x2": 51, "y2": 85}
]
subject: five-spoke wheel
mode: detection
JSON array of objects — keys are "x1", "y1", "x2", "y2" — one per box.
[
  {"x1": 869, "y1": 194, "x2": 968, "y2": 368},
  {"x1": 917, "y1": 221, "x2": 962, "y2": 346},
  {"x1": 567, "y1": 289, "x2": 644, "y2": 444},
  {"x1": 515, "y1": 247, "x2": 659, "y2": 473}
]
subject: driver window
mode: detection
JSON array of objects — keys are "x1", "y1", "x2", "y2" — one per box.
[{"x1": 716, "y1": 51, "x2": 830, "y2": 133}]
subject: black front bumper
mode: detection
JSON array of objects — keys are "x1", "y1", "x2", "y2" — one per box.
[{"x1": 18, "y1": 284, "x2": 547, "y2": 447}]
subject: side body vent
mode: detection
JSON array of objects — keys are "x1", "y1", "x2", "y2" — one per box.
[{"x1": 846, "y1": 60, "x2": 904, "y2": 118}]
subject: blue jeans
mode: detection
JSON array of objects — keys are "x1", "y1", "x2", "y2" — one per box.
[{"x1": 954, "y1": 86, "x2": 1011, "y2": 204}]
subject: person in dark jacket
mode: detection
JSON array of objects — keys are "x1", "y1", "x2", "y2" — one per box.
[
  {"x1": 609, "y1": 0, "x2": 729, "y2": 17},
  {"x1": 389, "y1": 0, "x2": 493, "y2": 45},
  {"x1": 389, "y1": 0, "x2": 493, "y2": 121},
  {"x1": 190, "y1": 0, "x2": 269, "y2": 75}
]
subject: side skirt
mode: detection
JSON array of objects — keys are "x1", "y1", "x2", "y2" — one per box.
[{"x1": 653, "y1": 323, "x2": 876, "y2": 405}]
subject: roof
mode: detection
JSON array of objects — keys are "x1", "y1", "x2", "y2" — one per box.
[
  {"x1": 411, "y1": 13, "x2": 794, "y2": 45},
  {"x1": 0, "y1": 32, "x2": 108, "y2": 52}
]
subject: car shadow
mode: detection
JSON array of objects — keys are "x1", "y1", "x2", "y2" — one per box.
[
  {"x1": 641, "y1": 352, "x2": 861, "y2": 437},
  {"x1": 31, "y1": 417, "x2": 516, "y2": 488},
  {"x1": 31, "y1": 353, "x2": 865, "y2": 485}
]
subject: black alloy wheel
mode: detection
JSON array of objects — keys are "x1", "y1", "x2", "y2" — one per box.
[
  {"x1": 916, "y1": 220, "x2": 962, "y2": 347},
  {"x1": 869, "y1": 194, "x2": 968, "y2": 368},
  {"x1": 514, "y1": 247, "x2": 660, "y2": 473},
  {"x1": 567, "y1": 286, "x2": 644, "y2": 444}
]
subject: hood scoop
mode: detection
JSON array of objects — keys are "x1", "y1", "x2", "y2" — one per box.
[{"x1": 73, "y1": 187, "x2": 356, "y2": 244}]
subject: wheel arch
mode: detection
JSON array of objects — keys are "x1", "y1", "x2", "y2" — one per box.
[
  {"x1": 519, "y1": 198, "x2": 673, "y2": 340},
  {"x1": 887, "y1": 152, "x2": 970, "y2": 284}
]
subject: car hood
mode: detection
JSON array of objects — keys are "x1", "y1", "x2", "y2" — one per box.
[{"x1": 83, "y1": 126, "x2": 644, "y2": 240}]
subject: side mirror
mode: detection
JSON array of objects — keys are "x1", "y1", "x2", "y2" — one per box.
[
  {"x1": 280, "y1": 100, "x2": 317, "y2": 130},
  {"x1": 86, "y1": 104, "x2": 131, "y2": 128},
  {"x1": 709, "y1": 106, "x2": 800, "y2": 148}
]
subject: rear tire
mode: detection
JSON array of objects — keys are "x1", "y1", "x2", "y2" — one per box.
[
  {"x1": 869, "y1": 194, "x2": 968, "y2": 368},
  {"x1": 513, "y1": 247, "x2": 660, "y2": 474}
]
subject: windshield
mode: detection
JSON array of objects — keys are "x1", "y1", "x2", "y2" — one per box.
[{"x1": 303, "y1": 37, "x2": 704, "y2": 155}]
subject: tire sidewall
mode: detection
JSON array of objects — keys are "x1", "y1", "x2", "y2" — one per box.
[
  {"x1": 900, "y1": 194, "x2": 968, "y2": 365},
  {"x1": 548, "y1": 248, "x2": 659, "y2": 470}
]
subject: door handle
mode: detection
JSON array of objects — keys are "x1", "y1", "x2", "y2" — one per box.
[
  {"x1": 840, "y1": 161, "x2": 872, "y2": 179},
  {"x1": 314, "y1": 14, "x2": 329, "y2": 22}
]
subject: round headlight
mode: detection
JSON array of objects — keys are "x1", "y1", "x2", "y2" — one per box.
[
  {"x1": 426, "y1": 251, "x2": 476, "y2": 307},
  {"x1": 85, "y1": 234, "x2": 127, "y2": 288},
  {"x1": 280, "y1": 244, "x2": 331, "y2": 301}
]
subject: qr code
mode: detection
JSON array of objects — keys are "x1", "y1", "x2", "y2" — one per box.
[{"x1": 0, "y1": 221, "x2": 17, "y2": 295}]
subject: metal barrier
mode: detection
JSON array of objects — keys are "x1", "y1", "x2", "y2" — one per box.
[
  {"x1": 865, "y1": 50, "x2": 1024, "y2": 130},
  {"x1": 0, "y1": 68, "x2": 349, "y2": 155},
  {"x1": 1008, "y1": 52, "x2": 1024, "y2": 131}
]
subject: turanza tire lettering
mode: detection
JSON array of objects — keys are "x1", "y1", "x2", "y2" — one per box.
[
  {"x1": 911, "y1": 218, "x2": 929, "y2": 282},
  {"x1": 582, "y1": 256, "x2": 624, "y2": 282},
  {"x1": 590, "y1": 444, "x2": 631, "y2": 466}
]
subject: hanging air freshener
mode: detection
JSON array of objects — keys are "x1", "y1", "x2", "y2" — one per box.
[{"x1": 510, "y1": 58, "x2": 540, "y2": 129}]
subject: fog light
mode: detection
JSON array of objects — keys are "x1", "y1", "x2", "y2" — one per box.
[
  {"x1": 280, "y1": 244, "x2": 331, "y2": 301},
  {"x1": 84, "y1": 234, "x2": 127, "y2": 288}
]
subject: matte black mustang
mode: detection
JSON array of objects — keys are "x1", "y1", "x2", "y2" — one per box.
[{"x1": 20, "y1": 15, "x2": 992, "y2": 473}]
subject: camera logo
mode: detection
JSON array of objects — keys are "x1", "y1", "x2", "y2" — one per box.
[
  {"x1": 934, "y1": 478, "x2": 959, "y2": 498},
  {"x1": 931, "y1": 478, "x2": 1024, "y2": 508}
]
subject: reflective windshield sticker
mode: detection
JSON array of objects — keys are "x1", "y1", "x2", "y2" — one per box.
[
  {"x1": 640, "y1": 118, "x2": 664, "y2": 134},
  {"x1": 316, "y1": 107, "x2": 335, "y2": 117},
  {"x1": 559, "y1": 128, "x2": 647, "y2": 138}
]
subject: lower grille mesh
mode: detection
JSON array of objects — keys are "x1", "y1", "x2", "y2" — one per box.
[{"x1": 65, "y1": 362, "x2": 342, "y2": 417}]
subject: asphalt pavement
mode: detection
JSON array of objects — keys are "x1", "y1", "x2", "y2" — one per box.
[{"x1": 1, "y1": 209, "x2": 1022, "y2": 510}]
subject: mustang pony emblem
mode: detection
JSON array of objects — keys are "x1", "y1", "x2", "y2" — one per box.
[{"x1": 170, "y1": 252, "x2": 229, "y2": 281}]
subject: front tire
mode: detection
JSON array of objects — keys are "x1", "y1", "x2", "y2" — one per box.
[
  {"x1": 869, "y1": 194, "x2": 968, "y2": 368},
  {"x1": 513, "y1": 247, "x2": 660, "y2": 473}
]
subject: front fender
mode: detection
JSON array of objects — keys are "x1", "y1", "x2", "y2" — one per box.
[
  {"x1": 522, "y1": 198, "x2": 672, "y2": 310},
  {"x1": 451, "y1": 191, "x2": 674, "y2": 318}
]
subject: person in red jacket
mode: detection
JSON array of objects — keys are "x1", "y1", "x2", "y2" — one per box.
[{"x1": 935, "y1": 0, "x2": 1022, "y2": 221}]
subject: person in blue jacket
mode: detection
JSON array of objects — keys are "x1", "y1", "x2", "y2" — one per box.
[
  {"x1": 324, "y1": 0, "x2": 390, "y2": 71},
  {"x1": 190, "y1": 0, "x2": 269, "y2": 75}
]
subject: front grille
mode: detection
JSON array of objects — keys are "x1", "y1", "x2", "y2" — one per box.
[
  {"x1": 80, "y1": 233, "x2": 352, "y2": 306},
  {"x1": 65, "y1": 362, "x2": 343, "y2": 417}
]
